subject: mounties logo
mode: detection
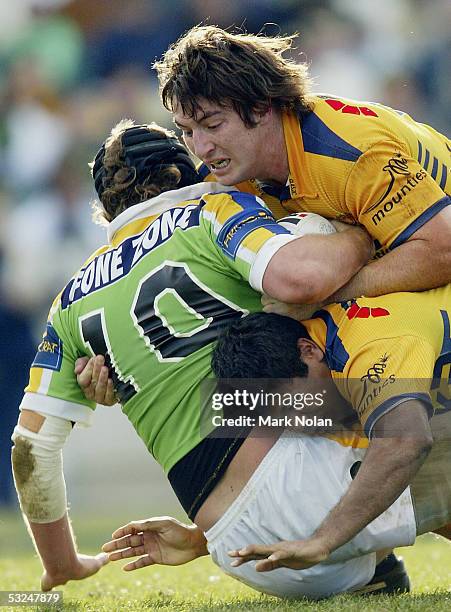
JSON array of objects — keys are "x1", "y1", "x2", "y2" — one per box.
[
  {"x1": 365, "y1": 154, "x2": 427, "y2": 226},
  {"x1": 368, "y1": 156, "x2": 411, "y2": 210},
  {"x1": 361, "y1": 354, "x2": 389, "y2": 384},
  {"x1": 356, "y1": 354, "x2": 396, "y2": 416}
]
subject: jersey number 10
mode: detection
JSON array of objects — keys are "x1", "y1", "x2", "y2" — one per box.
[{"x1": 79, "y1": 262, "x2": 244, "y2": 403}]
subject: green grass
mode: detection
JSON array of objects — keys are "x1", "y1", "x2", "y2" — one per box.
[{"x1": 1, "y1": 512, "x2": 450, "y2": 611}]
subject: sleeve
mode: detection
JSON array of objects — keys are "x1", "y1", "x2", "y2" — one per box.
[
  {"x1": 21, "y1": 304, "x2": 95, "y2": 426},
  {"x1": 200, "y1": 191, "x2": 297, "y2": 291},
  {"x1": 345, "y1": 335, "x2": 436, "y2": 438},
  {"x1": 345, "y1": 140, "x2": 450, "y2": 252}
]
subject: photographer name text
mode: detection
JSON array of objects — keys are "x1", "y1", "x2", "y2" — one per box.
[{"x1": 211, "y1": 414, "x2": 333, "y2": 427}]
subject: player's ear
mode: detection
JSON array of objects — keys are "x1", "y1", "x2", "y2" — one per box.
[
  {"x1": 252, "y1": 104, "x2": 272, "y2": 126},
  {"x1": 297, "y1": 338, "x2": 324, "y2": 363}
]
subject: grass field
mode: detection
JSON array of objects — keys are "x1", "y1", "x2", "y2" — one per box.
[{"x1": 1, "y1": 512, "x2": 450, "y2": 611}]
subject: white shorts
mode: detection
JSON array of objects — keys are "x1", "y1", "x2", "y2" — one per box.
[{"x1": 205, "y1": 433, "x2": 416, "y2": 599}]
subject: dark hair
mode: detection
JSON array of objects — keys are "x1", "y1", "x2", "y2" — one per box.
[
  {"x1": 155, "y1": 26, "x2": 314, "y2": 128},
  {"x1": 211, "y1": 312, "x2": 311, "y2": 379},
  {"x1": 90, "y1": 119, "x2": 199, "y2": 223}
]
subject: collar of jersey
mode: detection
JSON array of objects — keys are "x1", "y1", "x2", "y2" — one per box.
[
  {"x1": 282, "y1": 111, "x2": 318, "y2": 199},
  {"x1": 108, "y1": 182, "x2": 236, "y2": 245}
]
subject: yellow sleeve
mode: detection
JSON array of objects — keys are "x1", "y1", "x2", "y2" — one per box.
[
  {"x1": 197, "y1": 162, "x2": 290, "y2": 219},
  {"x1": 345, "y1": 140, "x2": 450, "y2": 252},
  {"x1": 200, "y1": 192, "x2": 294, "y2": 288},
  {"x1": 344, "y1": 335, "x2": 436, "y2": 438}
]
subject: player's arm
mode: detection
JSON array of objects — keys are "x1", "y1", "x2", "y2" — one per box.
[
  {"x1": 205, "y1": 192, "x2": 373, "y2": 305},
  {"x1": 229, "y1": 400, "x2": 433, "y2": 572},
  {"x1": 298, "y1": 400, "x2": 432, "y2": 557},
  {"x1": 330, "y1": 207, "x2": 451, "y2": 300},
  {"x1": 260, "y1": 224, "x2": 373, "y2": 303},
  {"x1": 12, "y1": 409, "x2": 108, "y2": 590},
  {"x1": 14, "y1": 307, "x2": 107, "y2": 589},
  {"x1": 332, "y1": 141, "x2": 451, "y2": 298},
  {"x1": 102, "y1": 517, "x2": 209, "y2": 570}
]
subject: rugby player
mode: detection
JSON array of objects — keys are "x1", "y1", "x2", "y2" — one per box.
[
  {"x1": 155, "y1": 25, "x2": 451, "y2": 298},
  {"x1": 11, "y1": 121, "x2": 377, "y2": 598},
  {"x1": 211, "y1": 297, "x2": 451, "y2": 572},
  {"x1": 101, "y1": 295, "x2": 451, "y2": 595}
]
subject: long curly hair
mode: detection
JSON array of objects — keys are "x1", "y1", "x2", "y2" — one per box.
[{"x1": 90, "y1": 119, "x2": 182, "y2": 224}]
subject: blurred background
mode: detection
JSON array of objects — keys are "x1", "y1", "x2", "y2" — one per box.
[{"x1": 0, "y1": 0, "x2": 450, "y2": 555}]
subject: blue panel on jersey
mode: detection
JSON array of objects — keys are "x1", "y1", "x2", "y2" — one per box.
[
  {"x1": 311, "y1": 309, "x2": 350, "y2": 372},
  {"x1": 300, "y1": 114, "x2": 362, "y2": 162},
  {"x1": 217, "y1": 193, "x2": 290, "y2": 260},
  {"x1": 389, "y1": 195, "x2": 450, "y2": 250},
  {"x1": 364, "y1": 393, "x2": 433, "y2": 439},
  {"x1": 227, "y1": 191, "x2": 271, "y2": 210},
  {"x1": 432, "y1": 310, "x2": 451, "y2": 382},
  {"x1": 417, "y1": 140, "x2": 423, "y2": 165},
  {"x1": 259, "y1": 182, "x2": 291, "y2": 201},
  {"x1": 32, "y1": 323, "x2": 63, "y2": 371},
  {"x1": 431, "y1": 156, "x2": 439, "y2": 181},
  {"x1": 197, "y1": 163, "x2": 211, "y2": 180},
  {"x1": 439, "y1": 164, "x2": 448, "y2": 191}
]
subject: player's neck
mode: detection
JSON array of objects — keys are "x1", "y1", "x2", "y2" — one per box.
[{"x1": 256, "y1": 112, "x2": 289, "y2": 186}]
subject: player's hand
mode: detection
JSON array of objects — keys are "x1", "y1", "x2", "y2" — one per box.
[
  {"x1": 261, "y1": 294, "x2": 322, "y2": 320},
  {"x1": 75, "y1": 355, "x2": 117, "y2": 405},
  {"x1": 330, "y1": 221, "x2": 375, "y2": 260},
  {"x1": 330, "y1": 219, "x2": 353, "y2": 233},
  {"x1": 228, "y1": 537, "x2": 330, "y2": 572},
  {"x1": 41, "y1": 552, "x2": 109, "y2": 591},
  {"x1": 102, "y1": 517, "x2": 209, "y2": 570}
]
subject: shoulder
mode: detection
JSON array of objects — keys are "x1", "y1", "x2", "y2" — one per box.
[
  {"x1": 304, "y1": 95, "x2": 401, "y2": 157},
  {"x1": 201, "y1": 190, "x2": 267, "y2": 218}
]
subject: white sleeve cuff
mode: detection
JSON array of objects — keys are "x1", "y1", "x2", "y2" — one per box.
[
  {"x1": 249, "y1": 234, "x2": 298, "y2": 293},
  {"x1": 20, "y1": 392, "x2": 94, "y2": 427}
]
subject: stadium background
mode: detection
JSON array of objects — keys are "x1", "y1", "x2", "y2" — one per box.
[{"x1": 0, "y1": 0, "x2": 449, "y2": 562}]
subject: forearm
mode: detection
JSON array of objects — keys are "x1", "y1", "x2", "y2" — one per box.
[
  {"x1": 330, "y1": 238, "x2": 451, "y2": 301},
  {"x1": 28, "y1": 514, "x2": 79, "y2": 576},
  {"x1": 313, "y1": 436, "x2": 431, "y2": 554},
  {"x1": 263, "y1": 227, "x2": 373, "y2": 303},
  {"x1": 12, "y1": 412, "x2": 76, "y2": 572}
]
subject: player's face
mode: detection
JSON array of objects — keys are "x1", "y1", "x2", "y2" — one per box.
[{"x1": 173, "y1": 99, "x2": 272, "y2": 185}]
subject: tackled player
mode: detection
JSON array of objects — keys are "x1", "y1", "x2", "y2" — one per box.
[{"x1": 11, "y1": 121, "x2": 375, "y2": 598}]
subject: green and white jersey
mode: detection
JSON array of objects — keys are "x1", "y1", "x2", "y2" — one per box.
[{"x1": 22, "y1": 183, "x2": 294, "y2": 471}]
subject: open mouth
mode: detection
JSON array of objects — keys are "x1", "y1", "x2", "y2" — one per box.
[{"x1": 210, "y1": 159, "x2": 231, "y2": 171}]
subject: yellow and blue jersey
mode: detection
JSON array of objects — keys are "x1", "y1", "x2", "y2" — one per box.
[
  {"x1": 200, "y1": 95, "x2": 450, "y2": 257},
  {"x1": 303, "y1": 284, "x2": 451, "y2": 438}
]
